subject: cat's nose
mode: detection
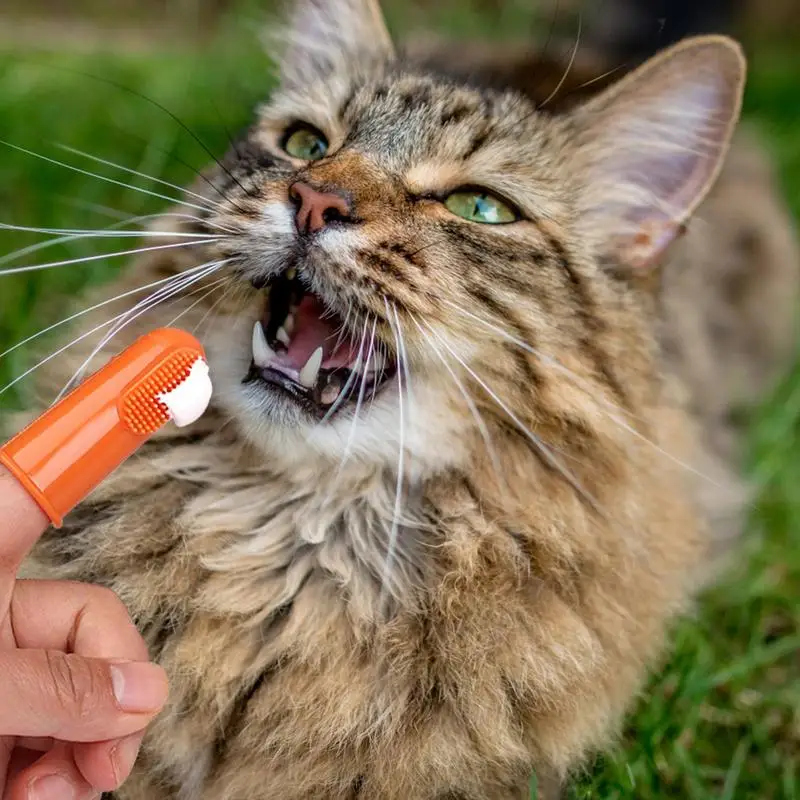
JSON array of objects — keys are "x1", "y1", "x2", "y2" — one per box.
[{"x1": 289, "y1": 182, "x2": 352, "y2": 235}]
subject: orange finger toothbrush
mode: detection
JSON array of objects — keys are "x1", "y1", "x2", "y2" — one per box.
[{"x1": 0, "y1": 328, "x2": 212, "y2": 528}]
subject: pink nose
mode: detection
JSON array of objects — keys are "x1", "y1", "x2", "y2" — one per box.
[{"x1": 289, "y1": 182, "x2": 352, "y2": 234}]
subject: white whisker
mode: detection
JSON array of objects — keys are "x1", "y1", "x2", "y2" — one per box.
[
  {"x1": 0, "y1": 212, "x2": 233, "y2": 270},
  {"x1": 191, "y1": 280, "x2": 238, "y2": 338},
  {"x1": 0, "y1": 264, "x2": 219, "y2": 400},
  {"x1": 0, "y1": 222, "x2": 219, "y2": 240},
  {"x1": 423, "y1": 321, "x2": 599, "y2": 510},
  {"x1": 442, "y1": 299, "x2": 719, "y2": 486},
  {"x1": 56, "y1": 143, "x2": 224, "y2": 212},
  {"x1": 409, "y1": 313, "x2": 505, "y2": 489},
  {"x1": 55, "y1": 260, "x2": 228, "y2": 399},
  {"x1": 55, "y1": 196, "x2": 136, "y2": 222},
  {"x1": 0, "y1": 139, "x2": 214, "y2": 215},
  {"x1": 320, "y1": 317, "x2": 370, "y2": 425},
  {"x1": 327, "y1": 318, "x2": 376, "y2": 494},
  {"x1": 381, "y1": 299, "x2": 407, "y2": 611},
  {"x1": 330, "y1": 301, "x2": 355, "y2": 356},
  {"x1": 166, "y1": 277, "x2": 230, "y2": 329},
  {"x1": 0, "y1": 259, "x2": 229, "y2": 362},
  {"x1": 0, "y1": 238, "x2": 218, "y2": 277}
]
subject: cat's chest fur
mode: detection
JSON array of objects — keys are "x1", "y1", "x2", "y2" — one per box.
[{"x1": 31, "y1": 418, "x2": 705, "y2": 799}]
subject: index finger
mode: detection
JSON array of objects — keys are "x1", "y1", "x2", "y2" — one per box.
[{"x1": 0, "y1": 466, "x2": 49, "y2": 582}]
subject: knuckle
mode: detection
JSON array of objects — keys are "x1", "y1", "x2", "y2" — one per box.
[
  {"x1": 92, "y1": 584, "x2": 128, "y2": 616},
  {"x1": 45, "y1": 650, "x2": 105, "y2": 717}
]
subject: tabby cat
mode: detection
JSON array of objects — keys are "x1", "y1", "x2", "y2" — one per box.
[{"x1": 22, "y1": 0, "x2": 799, "y2": 797}]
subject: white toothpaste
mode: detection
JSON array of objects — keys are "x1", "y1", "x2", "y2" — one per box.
[{"x1": 157, "y1": 358, "x2": 213, "y2": 428}]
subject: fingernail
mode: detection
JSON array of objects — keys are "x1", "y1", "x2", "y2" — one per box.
[
  {"x1": 29, "y1": 775, "x2": 76, "y2": 800},
  {"x1": 110, "y1": 662, "x2": 168, "y2": 712},
  {"x1": 112, "y1": 736, "x2": 142, "y2": 786}
]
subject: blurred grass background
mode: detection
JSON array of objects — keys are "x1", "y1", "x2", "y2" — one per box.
[{"x1": 0, "y1": 1, "x2": 798, "y2": 798}]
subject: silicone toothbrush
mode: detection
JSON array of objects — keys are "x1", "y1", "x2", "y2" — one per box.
[{"x1": 0, "y1": 328, "x2": 212, "y2": 528}]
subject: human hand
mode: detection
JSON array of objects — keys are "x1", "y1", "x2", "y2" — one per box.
[{"x1": 0, "y1": 467, "x2": 168, "y2": 800}]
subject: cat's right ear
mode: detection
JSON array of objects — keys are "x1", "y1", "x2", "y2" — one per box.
[
  {"x1": 278, "y1": 0, "x2": 394, "y2": 88},
  {"x1": 570, "y1": 36, "x2": 746, "y2": 274}
]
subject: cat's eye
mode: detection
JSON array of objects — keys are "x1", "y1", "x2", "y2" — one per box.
[
  {"x1": 444, "y1": 190, "x2": 519, "y2": 225},
  {"x1": 282, "y1": 125, "x2": 329, "y2": 161}
]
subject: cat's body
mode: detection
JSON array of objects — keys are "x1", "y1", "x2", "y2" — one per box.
[{"x1": 20, "y1": 3, "x2": 798, "y2": 798}]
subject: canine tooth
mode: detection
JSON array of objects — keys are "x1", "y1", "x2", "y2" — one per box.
[
  {"x1": 252, "y1": 322, "x2": 276, "y2": 368},
  {"x1": 299, "y1": 347, "x2": 324, "y2": 388},
  {"x1": 286, "y1": 266, "x2": 297, "y2": 280},
  {"x1": 284, "y1": 313, "x2": 295, "y2": 336},
  {"x1": 277, "y1": 326, "x2": 291, "y2": 346}
]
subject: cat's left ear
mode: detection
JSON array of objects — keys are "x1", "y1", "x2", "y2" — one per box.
[
  {"x1": 571, "y1": 35, "x2": 746, "y2": 272},
  {"x1": 280, "y1": 0, "x2": 394, "y2": 88}
]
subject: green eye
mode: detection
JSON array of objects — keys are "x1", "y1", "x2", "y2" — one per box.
[
  {"x1": 283, "y1": 125, "x2": 329, "y2": 161},
  {"x1": 444, "y1": 190, "x2": 519, "y2": 224}
]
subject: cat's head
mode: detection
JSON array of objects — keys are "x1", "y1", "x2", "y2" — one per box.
[{"x1": 197, "y1": 0, "x2": 745, "y2": 477}]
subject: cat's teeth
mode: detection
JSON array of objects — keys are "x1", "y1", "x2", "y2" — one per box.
[
  {"x1": 299, "y1": 347, "x2": 324, "y2": 389},
  {"x1": 277, "y1": 326, "x2": 291, "y2": 347},
  {"x1": 321, "y1": 377, "x2": 343, "y2": 406},
  {"x1": 283, "y1": 313, "x2": 295, "y2": 336},
  {"x1": 252, "y1": 322, "x2": 276, "y2": 368},
  {"x1": 286, "y1": 266, "x2": 297, "y2": 280}
]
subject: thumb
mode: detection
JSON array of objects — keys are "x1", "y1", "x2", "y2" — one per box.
[{"x1": 0, "y1": 651, "x2": 168, "y2": 741}]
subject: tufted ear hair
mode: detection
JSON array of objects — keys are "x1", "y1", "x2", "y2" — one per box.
[
  {"x1": 278, "y1": 0, "x2": 395, "y2": 89},
  {"x1": 571, "y1": 35, "x2": 746, "y2": 272}
]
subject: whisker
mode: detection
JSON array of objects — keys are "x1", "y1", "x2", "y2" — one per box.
[
  {"x1": 392, "y1": 304, "x2": 413, "y2": 408},
  {"x1": 56, "y1": 260, "x2": 229, "y2": 399},
  {"x1": 0, "y1": 222, "x2": 218, "y2": 240},
  {"x1": 191, "y1": 279, "x2": 238, "y2": 338},
  {"x1": 56, "y1": 143, "x2": 224, "y2": 212},
  {"x1": 0, "y1": 238, "x2": 218, "y2": 277},
  {"x1": 0, "y1": 139, "x2": 213, "y2": 215},
  {"x1": 368, "y1": 337, "x2": 387, "y2": 413},
  {"x1": 328, "y1": 319, "x2": 376, "y2": 491},
  {"x1": 320, "y1": 317, "x2": 370, "y2": 425},
  {"x1": 165, "y1": 277, "x2": 231, "y2": 329},
  {"x1": 442, "y1": 299, "x2": 720, "y2": 486},
  {"x1": 49, "y1": 204, "x2": 236, "y2": 235},
  {"x1": 330, "y1": 302, "x2": 355, "y2": 356},
  {"x1": 0, "y1": 259, "x2": 229, "y2": 362},
  {"x1": 0, "y1": 263, "x2": 223, "y2": 400},
  {"x1": 380, "y1": 298, "x2": 408, "y2": 611},
  {"x1": 562, "y1": 60, "x2": 630, "y2": 94},
  {"x1": 0, "y1": 213, "x2": 232, "y2": 270},
  {"x1": 423, "y1": 320, "x2": 599, "y2": 510},
  {"x1": 54, "y1": 196, "x2": 137, "y2": 222},
  {"x1": 529, "y1": 0, "x2": 561, "y2": 91},
  {"x1": 540, "y1": 13, "x2": 583, "y2": 109},
  {"x1": 23, "y1": 63, "x2": 255, "y2": 202},
  {"x1": 409, "y1": 313, "x2": 506, "y2": 488}
]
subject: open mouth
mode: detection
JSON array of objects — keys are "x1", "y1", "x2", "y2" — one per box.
[{"x1": 246, "y1": 267, "x2": 397, "y2": 417}]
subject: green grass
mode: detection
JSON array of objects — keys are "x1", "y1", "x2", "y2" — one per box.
[{"x1": 0, "y1": 12, "x2": 798, "y2": 800}]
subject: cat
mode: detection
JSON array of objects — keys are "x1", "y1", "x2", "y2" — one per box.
[{"x1": 19, "y1": 0, "x2": 798, "y2": 797}]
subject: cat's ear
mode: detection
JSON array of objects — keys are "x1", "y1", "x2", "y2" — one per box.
[
  {"x1": 279, "y1": 0, "x2": 394, "y2": 88},
  {"x1": 571, "y1": 36, "x2": 746, "y2": 272}
]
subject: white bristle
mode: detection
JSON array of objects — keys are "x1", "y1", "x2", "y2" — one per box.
[{"x1": 157, "y1": 358, "x2": 213, "y2": 428}]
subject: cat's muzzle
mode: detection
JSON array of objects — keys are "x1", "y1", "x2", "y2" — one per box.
[{"x1": 244, "y1": 267, "x2": 397, "y2": 418}]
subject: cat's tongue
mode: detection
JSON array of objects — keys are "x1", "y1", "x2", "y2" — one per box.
[{"x1": 281, "y1": 295, "x2": 358, "y2": 371}]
